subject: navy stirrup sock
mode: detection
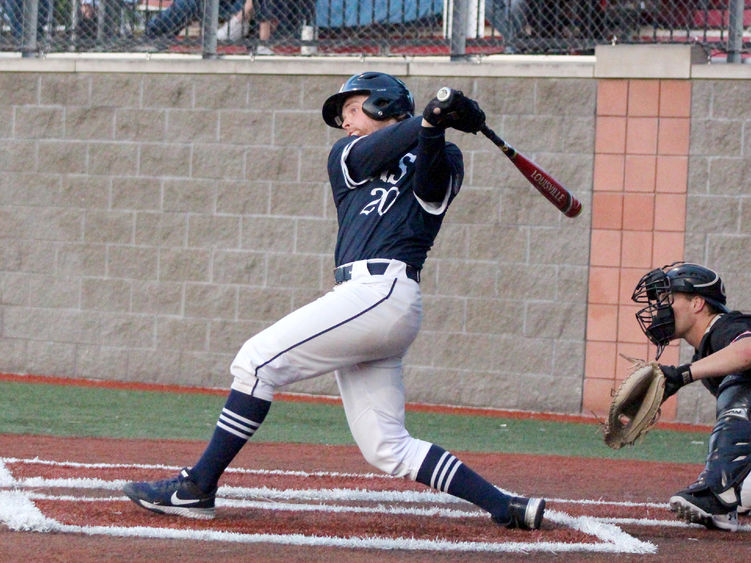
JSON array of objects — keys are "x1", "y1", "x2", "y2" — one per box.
[
  {"x1": 416, "y1": 444, "x2": 510, "y2": 521},
  {"x1": 190, "y1": 389, "x2": 271, "y2": 493}
]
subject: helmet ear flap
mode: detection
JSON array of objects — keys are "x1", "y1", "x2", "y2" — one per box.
[
  {"x1": 361, "y1": 95, "x2": 388, "y2": 120},
  {"x1": 361, "y1": 94, "x2": 409, "y2": 121}
]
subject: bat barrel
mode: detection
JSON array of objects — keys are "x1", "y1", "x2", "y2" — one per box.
[
  {"x1": 481, "y1": 125, "x2": 581, "y2": 218},
  {"x1": 565, "y1": 197, "x2": 582, "y2": 218}
]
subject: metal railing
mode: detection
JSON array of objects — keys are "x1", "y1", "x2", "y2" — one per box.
[{"x1": 1, "y1": 0, "x2": 748, "y2": 60}]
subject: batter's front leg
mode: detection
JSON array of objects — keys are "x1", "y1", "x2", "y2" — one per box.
[
  {"x1": 337, "y1": 358, "x2": 432, "y2": 479},
  {"x1": 337, "y1": 360, "x2": 545, "y2": 529}
]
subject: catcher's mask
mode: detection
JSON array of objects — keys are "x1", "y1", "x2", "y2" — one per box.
[
  {"x1": 322, "y1": 72, "x2": 415, "y2": 129},
  {"x1": 632, "y1": 262, "x2": 729, "y2": 359}
]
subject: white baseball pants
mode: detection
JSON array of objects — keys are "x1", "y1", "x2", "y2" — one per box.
[{"x1": 229, "y1": 259, "x2": 432, "y2": 479}]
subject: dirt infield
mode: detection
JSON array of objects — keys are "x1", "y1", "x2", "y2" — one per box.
[{"x1": 1, "y1": 434, "x2": 749, "y2": 562}]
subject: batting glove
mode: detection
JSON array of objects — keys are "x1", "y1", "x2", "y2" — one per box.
[
  {"x1": 659, "y1": 364, "x2": 693, "y2": 401},
  {"x1": 423, "y1": 90, "x2": 486, "y2": 134}
]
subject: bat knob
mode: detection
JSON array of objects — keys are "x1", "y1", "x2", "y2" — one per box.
[{"x1": 436, "y1": 87, "x2": 452, "y2": 102}]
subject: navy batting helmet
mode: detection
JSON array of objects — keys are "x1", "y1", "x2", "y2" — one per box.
[
  {"x1": 322, "y1": 72, "x2": 414, "y2": 129},
  {"x1": 632, "y1": 262, "x2": 728, "y2": 358}
]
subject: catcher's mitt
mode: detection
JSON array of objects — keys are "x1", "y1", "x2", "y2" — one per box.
[{"x1": 603, "y1": 357, "x2": 666, "y2": 449}]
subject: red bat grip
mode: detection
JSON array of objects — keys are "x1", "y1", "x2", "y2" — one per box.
[{"x1": 479, "y1": 125, "x2": 581, "y2": 218}]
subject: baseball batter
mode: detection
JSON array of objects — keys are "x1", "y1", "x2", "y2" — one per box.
[
  {"x1": 123, "y1": 72, "x2": 546, "y2": 530},
  {"x1": 632, "y1": 262, "x2": 751, "y2": 531}
]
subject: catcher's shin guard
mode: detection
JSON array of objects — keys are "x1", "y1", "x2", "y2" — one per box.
[{"x1": 692, "y1": 407, "x2": 751, "y2": 506}]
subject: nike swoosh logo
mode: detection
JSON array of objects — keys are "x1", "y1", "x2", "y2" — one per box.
[{"x1": 170, "y1": 491, "x2": 199, "y2": 506}]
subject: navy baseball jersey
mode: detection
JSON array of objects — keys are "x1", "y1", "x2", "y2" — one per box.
[
  {"x1": 327, "y1": 116, "x2": 464, "y2": 269},
  {"x1": 695, "y1": 311, "x2": 751, "y2": 396}
]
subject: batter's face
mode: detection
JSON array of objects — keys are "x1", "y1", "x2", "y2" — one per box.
[{"x1": 340, "y1": 95, "x2": 397, "y2": 136}]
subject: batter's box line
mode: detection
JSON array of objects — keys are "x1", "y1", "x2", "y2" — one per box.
[
  {"x1": 23, "y1": 490, "x2": 737, "y2": 533},
  {"x1": 0, "y1": 456, "x2": 392, "y2": 481},
  {"x1": 24, "y1": 489, "x2": 710, "y2": 531},
  {"x1": 0, "y1": 460, "x2": 14, "y2": 488},
  {"x1": 0, "y1": 458, "x2": 657, "y2": 553},
  {"x1": 597, "y1": 516, "x2": 751, "y2": 532},
  {"x1": 0, "y1": 455, "x2": 656, "y2": 557},
  {"x1": 19, "y1": 490, "x2": 488, "y2": 519},
  {"x1": 0, "y1": 456, "x2": 674, "y2": 510},
  {"x1": 0, "y1": 489, "x2": 656, "y2": 555},
  {"x1": 15, "y1": 490, "x2": 648, "y2": 524},
  {"x1": 0, "y1": 474, "x2": 669, "y2": 511}
]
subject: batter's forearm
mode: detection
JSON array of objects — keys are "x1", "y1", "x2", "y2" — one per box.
[
  {"x1": 414, "y1": 126, "x2": 451, "y2": 202},
  {"x1": 345, "y1": 117, "x2": 423, "y2": 180}
]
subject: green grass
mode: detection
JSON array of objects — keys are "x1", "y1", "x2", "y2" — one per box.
[{"x1": 0, "y1": 381, "x2": 708, "y2": 464}]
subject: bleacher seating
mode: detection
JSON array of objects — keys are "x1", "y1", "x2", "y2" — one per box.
[{"x1": 692, "y1": 6, "x2": 751, "y2": 28}]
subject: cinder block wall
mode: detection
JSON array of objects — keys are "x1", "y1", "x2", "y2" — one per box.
[
  {"x1": 678, "y1": 76, "x2": 751, "y2": 423},
  {"x1": 0, "y1": 61, "x2": 593, "y2": 414},
  {"x1": 0, "y1": 49, "x2": 749, "y2": 422}
]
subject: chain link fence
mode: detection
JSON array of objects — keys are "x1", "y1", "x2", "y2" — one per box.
[{"x1": 2, "y1": 0, "x2": 749, "y2": 59}]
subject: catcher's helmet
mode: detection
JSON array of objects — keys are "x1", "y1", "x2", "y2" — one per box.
[
  {"x1": 632, "y1": 262, "x2": 729, "y2": 359},
  {"x1": 322, "y1": 72, "x2": 414, "y2": 129}
]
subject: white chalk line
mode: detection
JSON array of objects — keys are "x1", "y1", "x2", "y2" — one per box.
[
  {"x1": 0, "y1": 490, "x2": 655, "y2": 555},
  {"x1": 0, "y1": 459, "x2": 15, "y2": 487},
  {"x1": 596, "y1": 516, "x2": 751, "y2": 532},
  {"x1": 5, "y1": 476, "x2": 459, "y2": 504},
  {"x1": 2, "y1": 456, "x2": 389, "y2": 481},
  {"x1": 1, "y1": 474, "x2": 668, "y2": 509},
  {"x1": 22, "y1": 490, "x2": 736, "y2": 530},
  {"x1": 0, "y1": 457, "x2": 657, "y2": 555},
  {"x1": 17, "y1": 480, "x2": 751, "y2": 533},
  {"x1": 1, "y1": 456, "x2": 669, "y2": 509},
  {"x1": 23, "y1": 490, "x2": 490, "y2": 519},
  {"x1": 21, "y1": 490, "x2": 713, "y2": 529}
]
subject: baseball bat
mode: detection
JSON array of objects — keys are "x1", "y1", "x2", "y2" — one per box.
[{"x1": 435, "y1": 87, "x2": 582, "y2": 218}]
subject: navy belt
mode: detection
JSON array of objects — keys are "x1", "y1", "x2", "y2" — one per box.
[{"x1": 335, "y1": 262, "x2": 420, "y2": 284}]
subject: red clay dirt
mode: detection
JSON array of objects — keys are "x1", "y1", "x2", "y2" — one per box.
[{"x1": 1, "y1": 434, "x2": 748, "y2": 562}]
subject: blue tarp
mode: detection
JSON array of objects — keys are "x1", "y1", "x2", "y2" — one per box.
[{"x1": 316, "y1": 0, "x2": 444, "y2": 28}]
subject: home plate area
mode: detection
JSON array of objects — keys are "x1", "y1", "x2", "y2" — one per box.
[{"x1": 6, "y1": 454, "x2": 737, "y2": 556}]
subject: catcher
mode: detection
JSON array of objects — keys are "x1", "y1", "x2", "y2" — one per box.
[{"x1": 619, "y1": 262, "x2": 751, "y2": 531}]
